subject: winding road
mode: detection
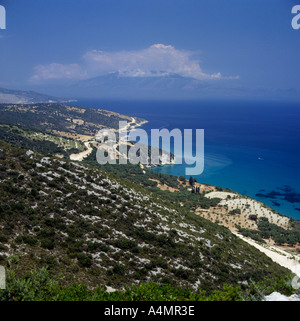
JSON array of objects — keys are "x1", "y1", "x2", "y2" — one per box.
[{"x1": 69, "y1": 141, "x2": 94, "y2": 161}]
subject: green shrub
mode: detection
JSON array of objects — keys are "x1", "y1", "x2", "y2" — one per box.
[
  {"x1": 229, "y1": 209, "x2": 241, "y2": 215},
  {"x1": 112, "y1": 263, "x2": 125, "y2": 276},
  {"x1": 0, "y1": 265, "x2": 297, "y2": 301},
  {"x1": 115, "y1": 239, "x2": 137, "y2": 250},
  {"x1": 0, "y1": 234, "x2": 8, "y2": 243},
  {"x1": 77, "y1": 253, "x2": 92, "y2": 268},
  {"x1": 249, "y1": 215, "x2": 258, "y2": 221},
  {"x1": 41, "y1": 239, "x2": 55, "y2": 250},
  {"x1": 23, "y1": 236, "x2": 38, "y2": 246}
]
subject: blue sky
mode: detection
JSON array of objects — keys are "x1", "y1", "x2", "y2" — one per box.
[{"x1": 0, "y1": 0, "x2": 300, "y2": 100}]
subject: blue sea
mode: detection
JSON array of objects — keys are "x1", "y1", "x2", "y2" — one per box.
[{"x1": 74, "y1": 99, "x2": 300, "y2": 221}]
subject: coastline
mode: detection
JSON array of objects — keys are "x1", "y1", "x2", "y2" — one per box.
[
  {"x1": 123, "y1": 117, "x2": 176, "y2": 167},
  {"x1": 65, "y1": 104, "x2": 300, "y2": 281},
  {"x1": 73, "y1": 100, "x2": 300, "y2": 222},
  {"x1": 70, "y1": 101, "x2": 300, "y2": 221},
  {"x1": 69, "y1": 116, "x2": 149, "y2": 162},
  {"x1": 118, "y1": 116, "x2": 149, "y2": 133}
]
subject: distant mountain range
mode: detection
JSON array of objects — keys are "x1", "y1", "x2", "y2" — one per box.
[
  {"x1": 71, "y1": 72, "x2": 212, "y2": 99},
  {"x1": 0, "y1": 87, "x2": 74, "y2": 104},
  {"x1": 28, "y1": 72, "x2": 230, "y2": 100}
]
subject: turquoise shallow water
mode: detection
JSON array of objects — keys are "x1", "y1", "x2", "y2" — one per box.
[{"x1": 75, "y1": 99, "x2": 300, "y2": 221}]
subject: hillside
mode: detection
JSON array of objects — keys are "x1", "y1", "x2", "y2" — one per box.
[
  {"x1": 0, "y1": 101, "x2": 298, "y2": 296},
  {"x1": 0, "y1": 140, "x2": 291, "y2": 291},
  {"x1": 0, "y1": 103, "x2": 146, "y2": 140},
  {"x1": 82, "y1": 152, "x2": 300, "y2": 272},
  {"x1": 0, "y1": 87, "x2": 71, "y2": 104},
  {"x1": 0, "y1": 123, "x2": 85, "y2": 158},
  {"x1": 87, "y1": 154, "x2": 300, "y2": 248}
]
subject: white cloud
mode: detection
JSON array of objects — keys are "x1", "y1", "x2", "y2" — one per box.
[
  {"x1": 31, "y1": 63, "x2": 86, "y2": 82},
  {"x1": 31, "y1": 44, "x2": 236, "y2": 82},
  {"x1": 84, "y1": 44, "x2": 222, "y2": 80}
]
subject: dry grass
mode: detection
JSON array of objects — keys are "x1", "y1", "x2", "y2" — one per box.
[
  {"x1": 194, "y1": 191, "x2": 291, "y2": 232},
  {"x1": 52, "y1": 130, "x2": 94, "y2": 142}
]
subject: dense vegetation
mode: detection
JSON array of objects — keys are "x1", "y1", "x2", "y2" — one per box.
[
  {"x1": 84, "y1": 148, "x2": 221, "y2": 210},
  {"x1": 0, "y1": 261, "x2": 295, "y2": 301},
  {"x1": 0, "y1": 124, "x2": 84, "y2": 156},
  {"x1": 237, "y1": 217, "x2": 300, "y2": 246},
  {"x1": 0, "y1": 103, "x2": 145, "y2": 134},
  {"x1": 86, "y1": 146, "x2": 179, "y2": 187}
]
